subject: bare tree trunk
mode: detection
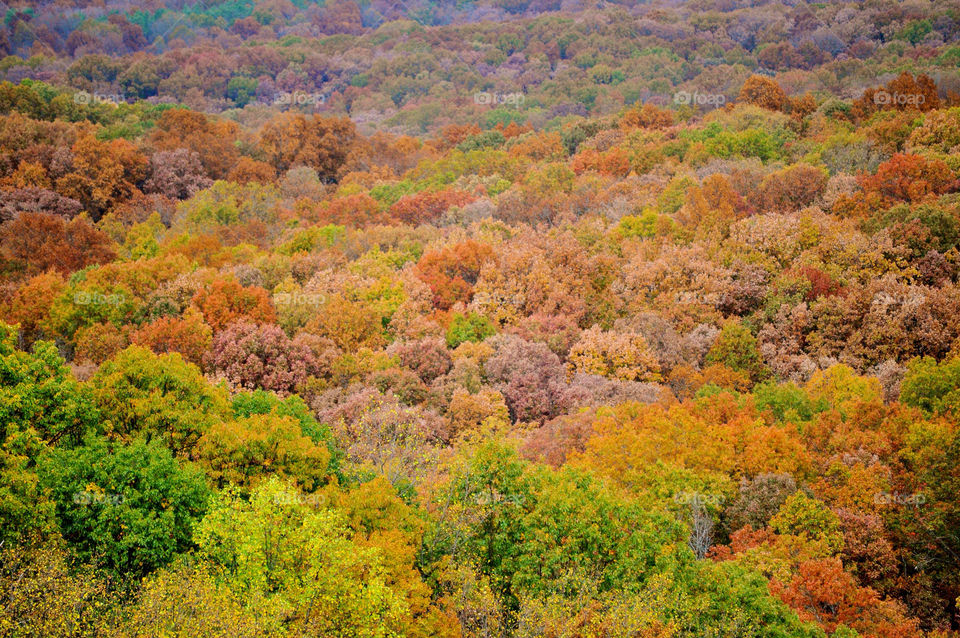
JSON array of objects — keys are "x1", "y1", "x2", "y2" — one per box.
[{"x1": 688, "y1": 503, "x2": 714, "y2": 559}]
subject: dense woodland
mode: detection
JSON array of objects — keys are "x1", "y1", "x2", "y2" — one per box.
[{"x1": 2, "y1": 0, "x2": 960, "y2": 635}]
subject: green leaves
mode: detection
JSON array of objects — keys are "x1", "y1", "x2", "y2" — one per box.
[
  {"x1": 195, "y1": 477, "x2": 409, "y2": 636},
  {"x1": 39, "y1": 435, "x2": 212, "y2": 579},
  {"x1": 769, "y1": 492, "x2": 843, "y2": 555},
  {"x1": 706, "y1": 321, "x2": 769, "y2": 384},
  {"x1": 446, "y1": 312, "x2": 496, "y2": 348},
  {"x1": 431, "y1": 443, "x2": 690, "y2": 614},
  {"x1": 900, "y1": 355, "x2": 960, "y2": 416},
  {"x1": 91, "y1": 346, "x2": 230, "y2": 455},
  {"x1": 0, "y1": 323, "x2": 98, "y2": 445}
]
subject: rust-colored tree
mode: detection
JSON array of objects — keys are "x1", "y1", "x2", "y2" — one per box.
[
  {"x1": 0, "y1": 212, "x2": 115, "y2": 275},
  {"x1": 150, "y1": 109, "x2": 240, "y2": 180},
  {"x1": 738, "y1": 76, "x2": 787, "y2": 111},
  {"x1": 192, "y1": 279, "x2": 277, "y2": 332},
  {"x1": 771, "y1": 558, "x2": 921, "y2": 637},
  {"x1": 258, "y1": 113, "x2": 358, "y2": 182},
  {"x1": 415, "y1": 240, "x2": 494, "y2": 310}
]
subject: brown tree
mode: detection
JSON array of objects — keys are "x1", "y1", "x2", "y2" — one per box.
[
  {"x1": 150, "y1": 109, "x2": 240, "y2": 180},
  {"x1": 738, "y1": 75, "x2": 787, "y2": 111},
  {"x1": 258, "y1": 113, "x2": 358, "y2": 182},
  {"x1": 0, "y1": 212, "x2": 115, "y2": 275}
]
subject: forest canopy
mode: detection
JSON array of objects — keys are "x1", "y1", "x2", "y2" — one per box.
[{"x1": 2, "y1": 0, "x2": 960, "y2": 635}]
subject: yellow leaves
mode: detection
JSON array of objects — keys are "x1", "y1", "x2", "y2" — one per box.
[
  {"x1": 805, "y1": 364, "x2": 883, "y2": 416},
  {"x1": 451, "y1": 340, "x2": 495, "y2": 364},
  {"x1": 192, "y1": 477, "x2": 431, "y2": 637},
  {"x1": 576, "y1": 396, "x2": 811, "y2": 491},
  {"x1": 447, "y1": 387, "x2": 511, "y2": 440},
  {"x1": 811, "y1": 460, "x2": 891, "y2": 512},
  {"x1": 508, "y1": 130, "x2": 565, "y2": 161},
  {"x1": 195, "y1": 413, "x2": 330, "y2": 492},
  {"x1": 568, "y1": 325, "x2": 661, "y2": 382},
  {"x1": 735, "y1": 420, "x2": 811, "y2": 478},
  {"x1": 0, "y1": 543, "x2": 117, "y2": 637},
  {"x1": 0, "y1": 160, "x2": 50, "y2": 189},
  {"x1": 305, "y1": 294, "x2": 387, "y2": 351}
]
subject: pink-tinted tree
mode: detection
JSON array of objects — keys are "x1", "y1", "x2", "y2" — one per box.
[
  {"x1": 484, "y1": 335, "x2": 570, "y2": 423},
  {"x1": 143, "y1": 148, "x2": 213, "y2": 200},
  {"x1": 204, "y1": 320, "x2": 323, "y2": 396},
  {"x1": 387, "y1": 337, "x2": 453, "y2": 384}
]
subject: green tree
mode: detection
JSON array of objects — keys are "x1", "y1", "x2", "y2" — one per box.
[
  {"x1": 38, "y1": 435, "x2": 212, "y2": 579},
  {"x1": 429, "y1": 443, "x2": 691, "y2": 620},
  {"x1": 0, "y1": 322, "x2": 97, "y2": 545},
  {"x1": 195, "y1": 477, "x2": 409, "y2": 636},
  {"x1": 900, "y1": 355, "x2": 960, "y2": 416},
  {"x1": 446, "y1": 312, "x2": 496, "y2": 348},
  {"x1": 706, "y1": 321, "x2": 769, "y2": 383},
  {"x1": 678, "y1": 560, "x2": 824, "y2": 637},
  {"x1": 90, "y1": 346, "x2": 230, "y2": 455},
  {"x1": 0, "y1": 322, "x2": 98, "y2": 445}
]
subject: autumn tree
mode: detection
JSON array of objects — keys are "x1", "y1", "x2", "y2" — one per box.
[
  {"x1": 0, "y1": 544, "x2": 116, "y2": 637},
  {"x1": 258, "y1": 113, "x2": 358, "y2": 182},
  {"x1": 192, "y1": 279, "x2": 277, "y2": 332},
  {"x1": 415, "y1": 240, "x2": 494, "y2": 310},
  {"x1": 0, "y1": 270, "x2": 65, "y2": 346},
  {"x1": 738, "y1": 76, "x2": 787, "y2": 111},
  {"x1": 227, "y1": 157, "x2": 277, "y2": 185},
  {"x1": 567, "y1": 325, "x2": 661, "y2": 382},
  {"x1": 204, "y1": 320, "x2": 323, "y2": 395},
  {"x1": 758, "y1": 165, "x2": 829, "y2": 213},
  {"x1": 150, "y1": 109, "x2": 240, "y2": 180},
  {"x1": 0, "y1": 212, "x2": 115, "y2": 275},
  {"x1": 129, "y1": 307, "x2": 212, "y2": 368},
  {"x1": 620, "y1": 102, "x2": 674, "y2": 130},
  {"x1": 116, "y1": 563, "x2": 274, "y2": 637},
  {"x1": 771, "y1": 558, "x2": 921, "y2": 637},
  {"x1": 55, "y1": 132, "x2": 147, "y2": 219},
  {"x1": 0, "y1": 188, "x2": 83, "y2": 222},
  {"x1": 484, "y1": 335, "x2": 570, "y2": 422},
  {"x1": 853, "y1": 72, "x2": 941, "y2": 120},
  {"x1": 389, "y1": 188, "x2": 474, "y2": 225},
  {"x1": 858, "y1": 153, "x2": 954, "y2": 204},
  {"x1": 143, "y1": 148, "x2": 212, "y2": 200}
]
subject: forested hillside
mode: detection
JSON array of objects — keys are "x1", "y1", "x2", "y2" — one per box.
[{"x1": 2, "y1": 0, "x2": 960, "y2": 635}]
